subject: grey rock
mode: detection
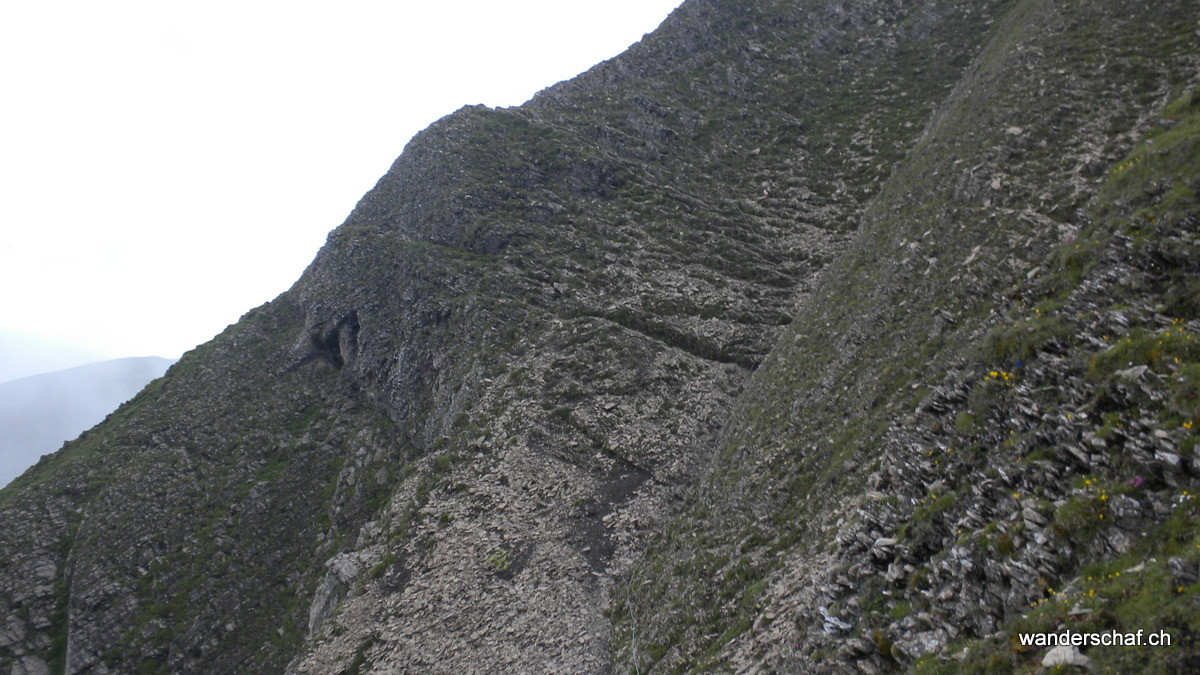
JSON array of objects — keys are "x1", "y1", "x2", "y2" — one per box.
[
  {"x1": 1042, "y1": 644, "x2": 1090, "y2": 668},
  {"x1": 1115, "y1": 365, "x2": 1149, "y2": 381},
  {"x1": 12, "y1": 656, "x2": 51, "y2": 675},
  {"x1": 895, "y1": 630, "x2": 948, "y2": 659},
  {"x1": 3, "y1": 1, "x2": 1199, "y2": 673},
  {"x1": 1109, "y1": 495, "x2": 1142, "y2": 529}
]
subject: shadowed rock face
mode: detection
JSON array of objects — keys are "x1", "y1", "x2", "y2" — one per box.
[{"x1": 3, "y1": 0, "x2": 1199, "y2": 673}]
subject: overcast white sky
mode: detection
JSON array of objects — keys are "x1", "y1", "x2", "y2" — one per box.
[{"x1": 0, "y1": 0, "x2": 683, "y2": 381}]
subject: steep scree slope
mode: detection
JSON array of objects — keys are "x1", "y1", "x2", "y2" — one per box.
[
  {"x1": 611, "y1": 0, "x2": 1200, "y2": 672},
  {"x1": 1, "y1": 0, "x2": 1198, "y2": 673}
]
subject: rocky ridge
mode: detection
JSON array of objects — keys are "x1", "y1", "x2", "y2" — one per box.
[{"x1": 1, "y1": 0, "x2": 1198, "y2": 673}]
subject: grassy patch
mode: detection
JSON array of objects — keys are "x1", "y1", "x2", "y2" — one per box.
[
  {"x1": 985, "y1": 314, "x2": 1072, "y2": 364},
  {"x1": 1088, "y1": 327, "x2": 1200, "y2": 380}
]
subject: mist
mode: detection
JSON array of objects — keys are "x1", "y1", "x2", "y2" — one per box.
[
  {"x1": 0, "y1": 357, "x2": 174, "y2": 487},
  {"x1": 0, "y1": 332, "x2": 110, "y2": 383}
]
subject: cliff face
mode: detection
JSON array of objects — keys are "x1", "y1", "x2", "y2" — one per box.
[{"x1": 2, "y1": 1, "x2": 1198, "y2": 673}]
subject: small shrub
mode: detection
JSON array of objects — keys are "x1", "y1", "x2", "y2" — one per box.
[
  {"x1": 368, "y1": 553, "x2": 396, "y2": 580},
  {"x1": 434, "y1": 453, "x2": 459, "y2": 472},
  {"x1": 985, "y1": 315, "x2": 1071, "y2": 363},
  {"x1": 486, "y1": 548, "x2": 512, "y2": 573},
  {"x1": 1053, "y1": 493, "x2": 1106, "y2": 538}
]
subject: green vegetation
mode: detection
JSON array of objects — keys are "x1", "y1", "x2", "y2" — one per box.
[
  {"x1": 612, "y1": 2, "x2": 1200, "y2": 671},
  {"x1": 4, "y1": 0, "x2": 1200, "y2": 673},
  {"x1": 485, "y1": 548, "x2": 512, "y2": 573},
  {"x1": 920, "y1": 492, "x2": 1200, "y2": 673},
  {"x1": 345, "y1": 636, "x2": 377, "y2": 675},
  {"x1": 369, "y1": 552, "x2": 397, "y2": 580},
  {"x1": 985, "y1": 313, "x2": 1072, "y2": 364},
  {"x1": 915, "y1": 83, "x2": 1200, "y2": 675},
  {"x1": 1088, "y1": 327, "x2": 1200, "y2": 380}
]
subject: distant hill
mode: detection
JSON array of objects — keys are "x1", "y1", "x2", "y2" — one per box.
[
  {"x1": 0, "y1": 357, "x2": 174, "y2": 487},
  {"x1": 0, "y1": 332, "x2": 107, "y2": 383}
]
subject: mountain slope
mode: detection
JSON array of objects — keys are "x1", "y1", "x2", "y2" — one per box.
[
  {"x1": 0, "y1": 357, "x2": 174, "y2": 489},
  {"x1": 611, "y1": 0, "x2": 1200, "y2": 671},
  {"x1": 1, "y1": 0, "x2": 1198, "y2": 673}
]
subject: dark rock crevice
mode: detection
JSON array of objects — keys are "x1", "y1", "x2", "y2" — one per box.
[{"x1": 304, "y1": 311, "x2": 360, "y2": 369}]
